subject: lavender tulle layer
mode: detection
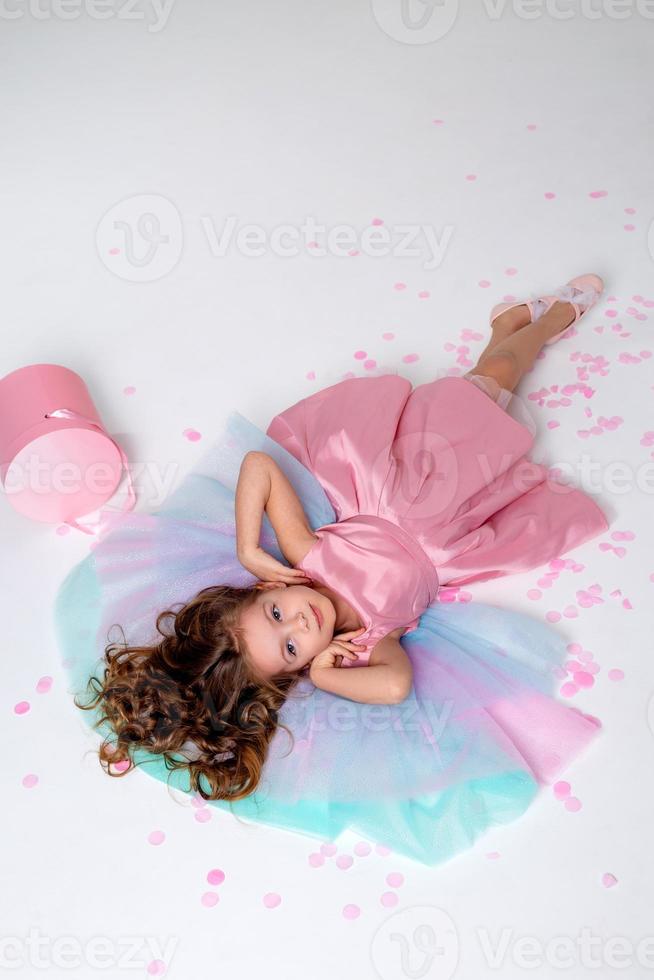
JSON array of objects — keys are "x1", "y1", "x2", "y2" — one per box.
[{"x1": 53, "y1": 398, "x2": 600, "y2": 867}]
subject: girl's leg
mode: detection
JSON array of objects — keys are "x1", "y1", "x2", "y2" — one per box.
[
  {"x1": 475, "y1": 304, "x2": 532, "y2": 363},
  {"x1": 471, "y1": 301, "x2": 576, "y2": 393}
]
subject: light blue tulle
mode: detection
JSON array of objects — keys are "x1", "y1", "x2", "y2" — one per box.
[{"x1": 53, "y1": 410, "x2": 599, "y2": 866}]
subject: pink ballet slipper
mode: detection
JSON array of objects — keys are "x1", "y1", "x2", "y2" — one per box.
[
  {"x1": 539, "y1": 273, "x2": 605, "y2": 346},
  {"x1": 489, "y1": 296, "x2": 551, "y2": 328},
  {"x1": 489, "y1": 273, "x2": 604, "y2": 347}
]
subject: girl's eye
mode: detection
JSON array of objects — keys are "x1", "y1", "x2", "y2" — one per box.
[{"x1": 272, "y1": 605, "x2": 296, "y2": 657}]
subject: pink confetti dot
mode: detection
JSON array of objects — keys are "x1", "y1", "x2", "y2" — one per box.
[
  {"x1": 386, "y1": 872, "x2": 404, "y2": 888},
  {"x1": 393, "y1": 282, "x2": 406, "y2": 291},
  {"x1": 343, "y1": 904, "x2": 361, "y2": 920},
  {"x1": 22, "y1": 773, "x2": 39, "y2": 788},
  {"x1": 14, "y1": 701, "x2": 30, "y2": 715},
  {"x1": 201, "y1": 892, "x2": 219, "y2": 908},
  {"x1": 207, "y1": 869, "x2": 225, "y2": 885},
  {"x1": 560, "y1": 681, "x2": 579, "y2": 698},
  {"x1": 546, "y1": 611, "x2": 561, "y2": 623},
  {"x1": 111, "y1": 759, "x2": 130, "y2": 773},
  {"x1": 183, "y1": 429, "x2": 202, "y2": 442},
  {"x1": 309, "y1": 852, "x2": 325, "y2": 867},
  {"x1": 321, "y1": 843, "x2": 337, "y2": 856},
  {"x1": 354, "y1": 841, "x2": 372, "y2": 857},
  {"x1": 306, "y1": 371, "x2": 316, "y2": 381},
  {"x1": 123, "y1": 386, "x2": 136, "y2": 396},
  {"x1": 565, "y1": 797, "x2": 582, "y2": 812},
  {"x1": 486, "y1": 851, "x2": 501, "y2": 859},
  {"x1": 148, "y1": 830, "x2": 165, "y2": 846},
  {"x1": 608, "y1": 669, "x2": 624, "y2": 681},
  {"x1": 55, "y1": 524, "x2": 71, "y2": 536},
  {"x1": 544, "y1": 192, "x2": 556, "y2": 199},
  {"x1": 402, "y1": 353, "x2": 419, "y2": 364},
  {"x1": 505, "y1": 267, "x2": 518, "y2": 276},
  {"x1": 589, "y1": 190, "x2": 608, "y2": 198},
  {"x1": 527, "y1": 589, "x2": 542, "y2": 600},
  {"x1": 478, "y1": 280, "x2": 491, "y2": 288},
  {"x1": 553, "y1": 781, "x2": 571, "y2": 799},
  {"x1": 526, "y1": 124, "x2": 537, "y2": 131},
  {"x1": 381, "y1": 892, "x2": 399, "y2": 907},
  {"x1": 363, "y1": 359, "x2": 377, "y2": 371},
  {"x1": 263, "y1": 893, "x2": 281, "y2": 909},
  {"x1": 336, "y1": 854, "x2": 354, "y2": 870},
  {"x1": 195, "y1": 808, "x2": 211, "y2": 823},
  {"x1": 146, "y1": 960, "x2": 166, "y2": 976},
  {"x1": 625, "y1": 208, "x2": 636, "y2": 215},
  {"x1": 35, "y1": 676, "x2": 52, "y2": 694},
  {"x1": 354, "y1": 350, "x2": 367, "y2": 360},
  {"x1": 624, "y1": 225, "x2": 635, "y2": 232},
  {"x1": 371, "y1": 217, "x2": 384, "y2": 226},
  {"x1": 432, "y1": 118, "x2": 444, "y2": 125},
  {"x1": 381, "y1": 332, "x2": 395, "y2": 341},
  {"x1": 418, "y1": 290, "x2": 430, "y2": 299},
  {"x1": 376, "y1": 844, "x2": 391, "y2": 856},
  {"x1": 573, "y1": 671, "x2": 594, "y2": 689},
  {"x1": 567, "y1": 642, "x2": 583, "y2": 654},
  {"x1": 465, "y1": 174, "x2": 477, "y2": 181},
  {"x1": 602, "y1": 872, "x2": 618, "y2": 888}
]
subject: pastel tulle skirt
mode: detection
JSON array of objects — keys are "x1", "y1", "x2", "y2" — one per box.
[{"x1": 53, "y1": 404, "x2": 601, "y2": 867}]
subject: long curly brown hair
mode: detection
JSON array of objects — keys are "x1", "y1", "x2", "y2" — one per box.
[{"x1": 74, "y1": 583, "x2": 310, "y2": 802}]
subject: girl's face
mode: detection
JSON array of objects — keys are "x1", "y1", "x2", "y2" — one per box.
[{"x1": 238, "y1": 582, "x2": 335, "y2": 678}]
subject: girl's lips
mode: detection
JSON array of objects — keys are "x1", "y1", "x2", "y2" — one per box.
[{"x1": 310, "y1": 603, "x2": 322, "y2": 629}]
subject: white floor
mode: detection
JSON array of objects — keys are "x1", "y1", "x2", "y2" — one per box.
[{"x1": 2, "y1": 3, "x2": 654, "y2": 978}]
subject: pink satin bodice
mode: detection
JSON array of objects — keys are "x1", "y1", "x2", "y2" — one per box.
[{"x1": 296, "y1": 514, "x2": 440, "y2": 667}]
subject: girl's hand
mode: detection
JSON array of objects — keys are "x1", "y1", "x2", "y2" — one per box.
[
  {"x1": 238, "y1": 545, "x2": 313, "y2": 587},
  {"x1": 309, "y1": 627, "x2": 369, "y2": 676}
]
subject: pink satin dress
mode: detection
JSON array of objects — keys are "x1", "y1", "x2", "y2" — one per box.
[{"x1": 265, "y1": 373, "x2": 609, "y2": 665}]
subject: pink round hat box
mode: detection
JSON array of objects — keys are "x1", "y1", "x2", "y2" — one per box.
[{"x1": 0, "y1": 363, "x2": 135, "y2": 533}]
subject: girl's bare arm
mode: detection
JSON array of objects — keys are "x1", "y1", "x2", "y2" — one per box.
[
  {"x1": 310, "y1": 630, "x2": 412, "y2": 705},
  {"x1": 235, "y1": 452, "x2": 316, "y2": 567}
]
